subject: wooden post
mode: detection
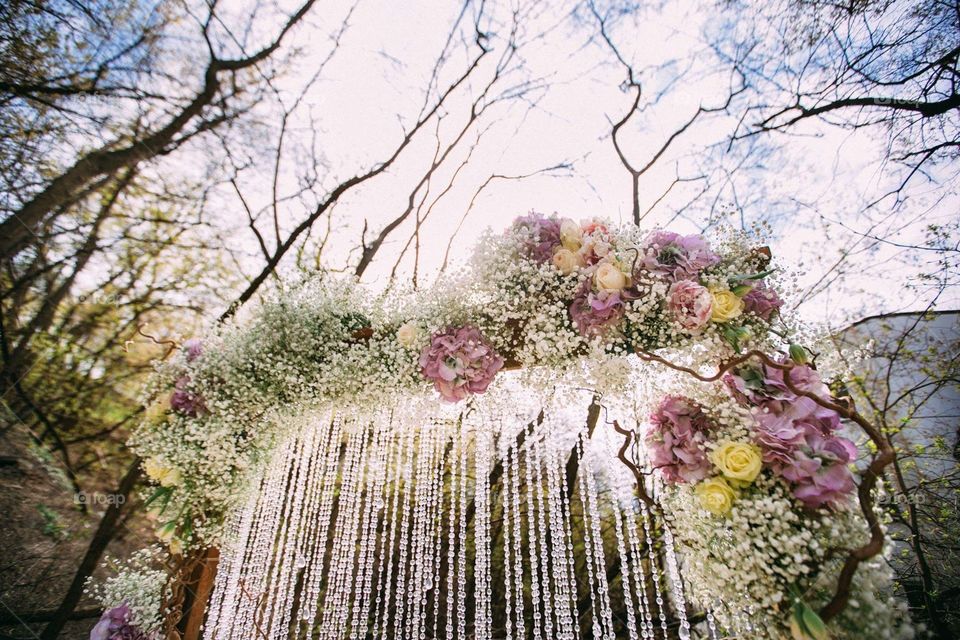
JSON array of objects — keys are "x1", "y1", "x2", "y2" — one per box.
[{"x1": 178, "y1": 547, "x2": 220, "y2": 640}]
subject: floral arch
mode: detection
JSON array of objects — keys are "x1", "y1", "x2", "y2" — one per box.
[{"x1": 90, "y1": 214, "x2": 913, "y2": 640}]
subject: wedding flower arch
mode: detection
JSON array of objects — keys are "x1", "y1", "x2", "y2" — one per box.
[{"x1": 91, "y1": 214, "x2": 913, "y2": 640}]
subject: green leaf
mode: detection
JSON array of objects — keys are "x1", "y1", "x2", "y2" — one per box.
[
  {"x1": 144, "y1": 485, "x2": 172, "y2": 511},
  {"x1": 729, "y1": 268, "x2": 776, "y2": 283}
]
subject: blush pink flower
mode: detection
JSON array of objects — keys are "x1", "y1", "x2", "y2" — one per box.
[
  {"x1": 640, "y1": 230, "x2": 720, "y2": 281},
  {"x1": 182, "y1": 338, "x2": 203, "y2": 362},
  {"x1": 667, "y1": 280, "x2": 713, "y2": 331},
  {"x1": 780, "y1": 432, "x2": 857, "y2": 509},
  {"x1": 419, "y1": 326, "x2": 504, "y2": 402},
  {"x1": 511, "y1": 212, "x2": 562, "y2": 263},
  {"x1": 569, "y1": 281, "x2": 625, "y2": 338},
  {"x1": 723, "y1": 359, "x2": 857, "y2": 508},
  {"x1": 742, "y1": 283, "x2": 784, "y2": 321},
  {"x1": 90, "y1": 603, "x2": 156, "y2": 640},
  {"x1": 170, "y1": 375, "x2": 205, "y2": 418},
  {"x1": 645, "y1": 396, "x2": 715, "y2": 484}
]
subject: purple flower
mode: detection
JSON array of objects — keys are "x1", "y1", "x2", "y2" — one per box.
[
  {"x1": 90, "y1": 604, "x2": 155, "y2": 640},
  {"x1": 183, "y1": 338, "x2": 203, "y2": 362},
  {"x1": 645, "y1": 396, "x2": 715, "y2": 484},
  {"x1": 666, "y1": 280, "x2": 713, "y2": 331},
  {"x1": 742, "y1": 283, "x2": 783, "y2": 321},
  {"x1": 569, "y1": 281, "x2": 625, "y2": 338},
  {"x1": 170, "y1": 375, "x2": 205, "y2": 417},
  {"x1": 780, "y1": 432, "x2": 857, "y2": 509},
  {"x1": 639, "y1": 230, "x2": 720, "y2": 281},
  {"x1": 419, "y1": 326, "x2": 504, "y2": 402},
  {"x1": 512, "y1": 212, "x2": 562, "y2": 263},
  {"x1": 724, "y1": 359, "x2": 857, "y2": 508}
]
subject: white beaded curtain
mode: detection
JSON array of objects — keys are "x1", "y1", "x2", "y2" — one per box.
[{"x1": 202, "y1": 393, "x2": 692, "y2": 640}]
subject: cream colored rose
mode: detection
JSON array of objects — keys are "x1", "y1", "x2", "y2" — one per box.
[
  {"x1": 396, "y1": 321, "x2": 421, "y2": 348},
  {"x1": 552, "y1": 247, "x2": 581, "y2": 274},
  {"x1": 144, "y1": 393, "x2": 171, "y2": 424},
  {"x1": 711, "y1": 441, "x2": 762, "y2": 485},
  {"x1": 695, "y1": 477, "x2": 738, "y2": 516},
  {"x1": 169, "y1": 537, "x2": 184, "y2": 555},
  {"x1": 156, "y1": 521, "x2": 176, "y2": 543},
  {"x1": 594, "y1": 262, "x2": 628, "y2": 291},
  {"x1": 144, "y1": 458, "x2": 182, "y2": 488},
  {"x1": 559, "y1": 218, "x2": 582, "y2": 251},
  {"x1": 710, "y1": 289, "x2": 744, "y2": 323}
]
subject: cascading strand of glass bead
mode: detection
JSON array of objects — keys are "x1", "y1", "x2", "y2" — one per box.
[{"x1": 202, "y1": 400, "x2": 693, "y2": 640}]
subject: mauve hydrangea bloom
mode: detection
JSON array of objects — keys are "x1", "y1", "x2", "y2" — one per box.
[
  {"x1": 183, "y1": 337, "x2": 203, "y2": 362},
  {"x1": 569, "y1": 281, "x2": 625, "y2": 338},
  {"x1": 742, "y1": 283, "x2": 783, "y2": 321},
  {"x1": 640, "y1": 230, "x2": 720, "y2": 281},
  {"x1": 666, "y1": 280, "x2": 713, "y2": 331},
  {"x1": 419, "y1": 326, "x2": 504, "y2": 402},
  {"x1": 170, "y1": 375, "x2": 205, "y2": 417},
  {"x1": 780, "y1": 432, "x2": 857, "y2": 509},
  {"x1": 724, "y1": 360, "x2": 856, "y2": 508},
  {"x1": 645, "y1": 396, "x2": 715, "y2": 483},
  {"x1": 512, "y1": 212, "x2": 562, "y2": 263},
  {"x1": 90, "y1": 604, "x2": 154, "y2": 640}
]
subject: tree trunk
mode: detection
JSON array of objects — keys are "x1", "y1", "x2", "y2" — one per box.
[{"x1": 40, "y1": 459, "x2": 143, "y2": 640}]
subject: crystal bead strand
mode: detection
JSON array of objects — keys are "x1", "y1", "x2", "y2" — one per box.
[
  {"x1": 445, "y1": 422, "x2": 461, "y2": 640},
  {"x1": 203, "y1": 466, "x2": 260, "y2": 640},
  {"x1": 302, "y1": 413, "x2": 344, "y2": 634},
  {"x1": 543, "y1": 446, "x2": 573, "y2": 640},
  {"x1": 509, "y1": 438, "x2": 526, "y2": 639},
  {"x1": 291, "y1": 415, "x2": 335, "y2": 638},
  {"x1": 430, "y1": 425, "x2": 449, "y2": 640},
  {"x1": 266, "y1": 427, "x2": 313, "y2": 636},
  {"x1": 373, "y1": 422, "x2": 414, "y2": 636},
  {"x1": 581, "y1": 440, "x2": 616, "y2": 640},
  {"x1": 473, "y1": 425, "x2": 493, "y2": 640},
  {"x1": 660, "y1": 519, "x2": 691, "y2": 639},
  {"x1": 623, "y1": 499, "x2": 654, "y2": 640},
  {"x1": 455, "y1": 424, "x2": 469, "y2": 640},
  {"x1": 638, "y1": 502, "x2": 669, "y2": 639},
  {"x1": 502, "y1": 441, "x2": 516, "y2": 640},
  {"x1": 350, "y1": 417, "x2": 392, "y2": 638},
  {"x1": 525, "y1": 434, "x2": 549, "y2": 640},
  {"x1": 554, "y1": 443, "x2": 581, "y2": 638},
  {"x1": 417, "y1": 422, "x2": 444, "y2": 640},
  {"x1": 319, "y1": 420, "x2": 369, "y2": 639},
  {"x1": 609, "y1": 498, "x2": 640, "y2": 640},
  {"x1": 235, "y1": 435, "x2": 294, "y2": 638},
  {"x1": 413, "y1": 423, "x2": 443, "y2": 640},
  {"x1": 395, "y1": 422, "x2": 430, "y2": 635},
  {"x1": 316, "y1": 422, "x2": 360, "y2": 640},
  {"x1": 576, "y1": 437, "x2": 605, "y2": 640}
]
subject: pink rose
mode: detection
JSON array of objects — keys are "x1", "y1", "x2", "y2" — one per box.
[{"x1": 667, "y1": 280, "x2": 713, "y2": 331}]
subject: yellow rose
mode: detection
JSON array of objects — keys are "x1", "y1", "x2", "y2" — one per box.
[
  {"x1": 396, "y1": 321, "x2": 421, "y2": 348},
  {"x1": 695, "y1": 477, "x2": 738, "y2": 516},
  {"x1": 144, "y1": 458, "x2": 182, "y2": 488},
  {"x1": 559, "y1": 218, "x2": 582, "y2": 251},
  {"x1": 711, "y1": 441, "x2": 763, "y2": 486},
  {"x1": 552, "y1": 247, "x2": 582, "y2": 274},
  {"x1": 594, "y1": 262, "x2": 628, "y2": 291},
  {"x1": 710, "y1": 289, "x2": 744, "y2": 323}
]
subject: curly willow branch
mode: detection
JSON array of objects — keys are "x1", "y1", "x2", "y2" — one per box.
[{"x1": 622, "y1": 349, "x2": 896, "y2": 623}]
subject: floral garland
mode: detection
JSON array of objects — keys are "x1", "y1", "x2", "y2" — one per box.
[{"x1": 100, "y1": 213, "x2": 909, "y2": 639}]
